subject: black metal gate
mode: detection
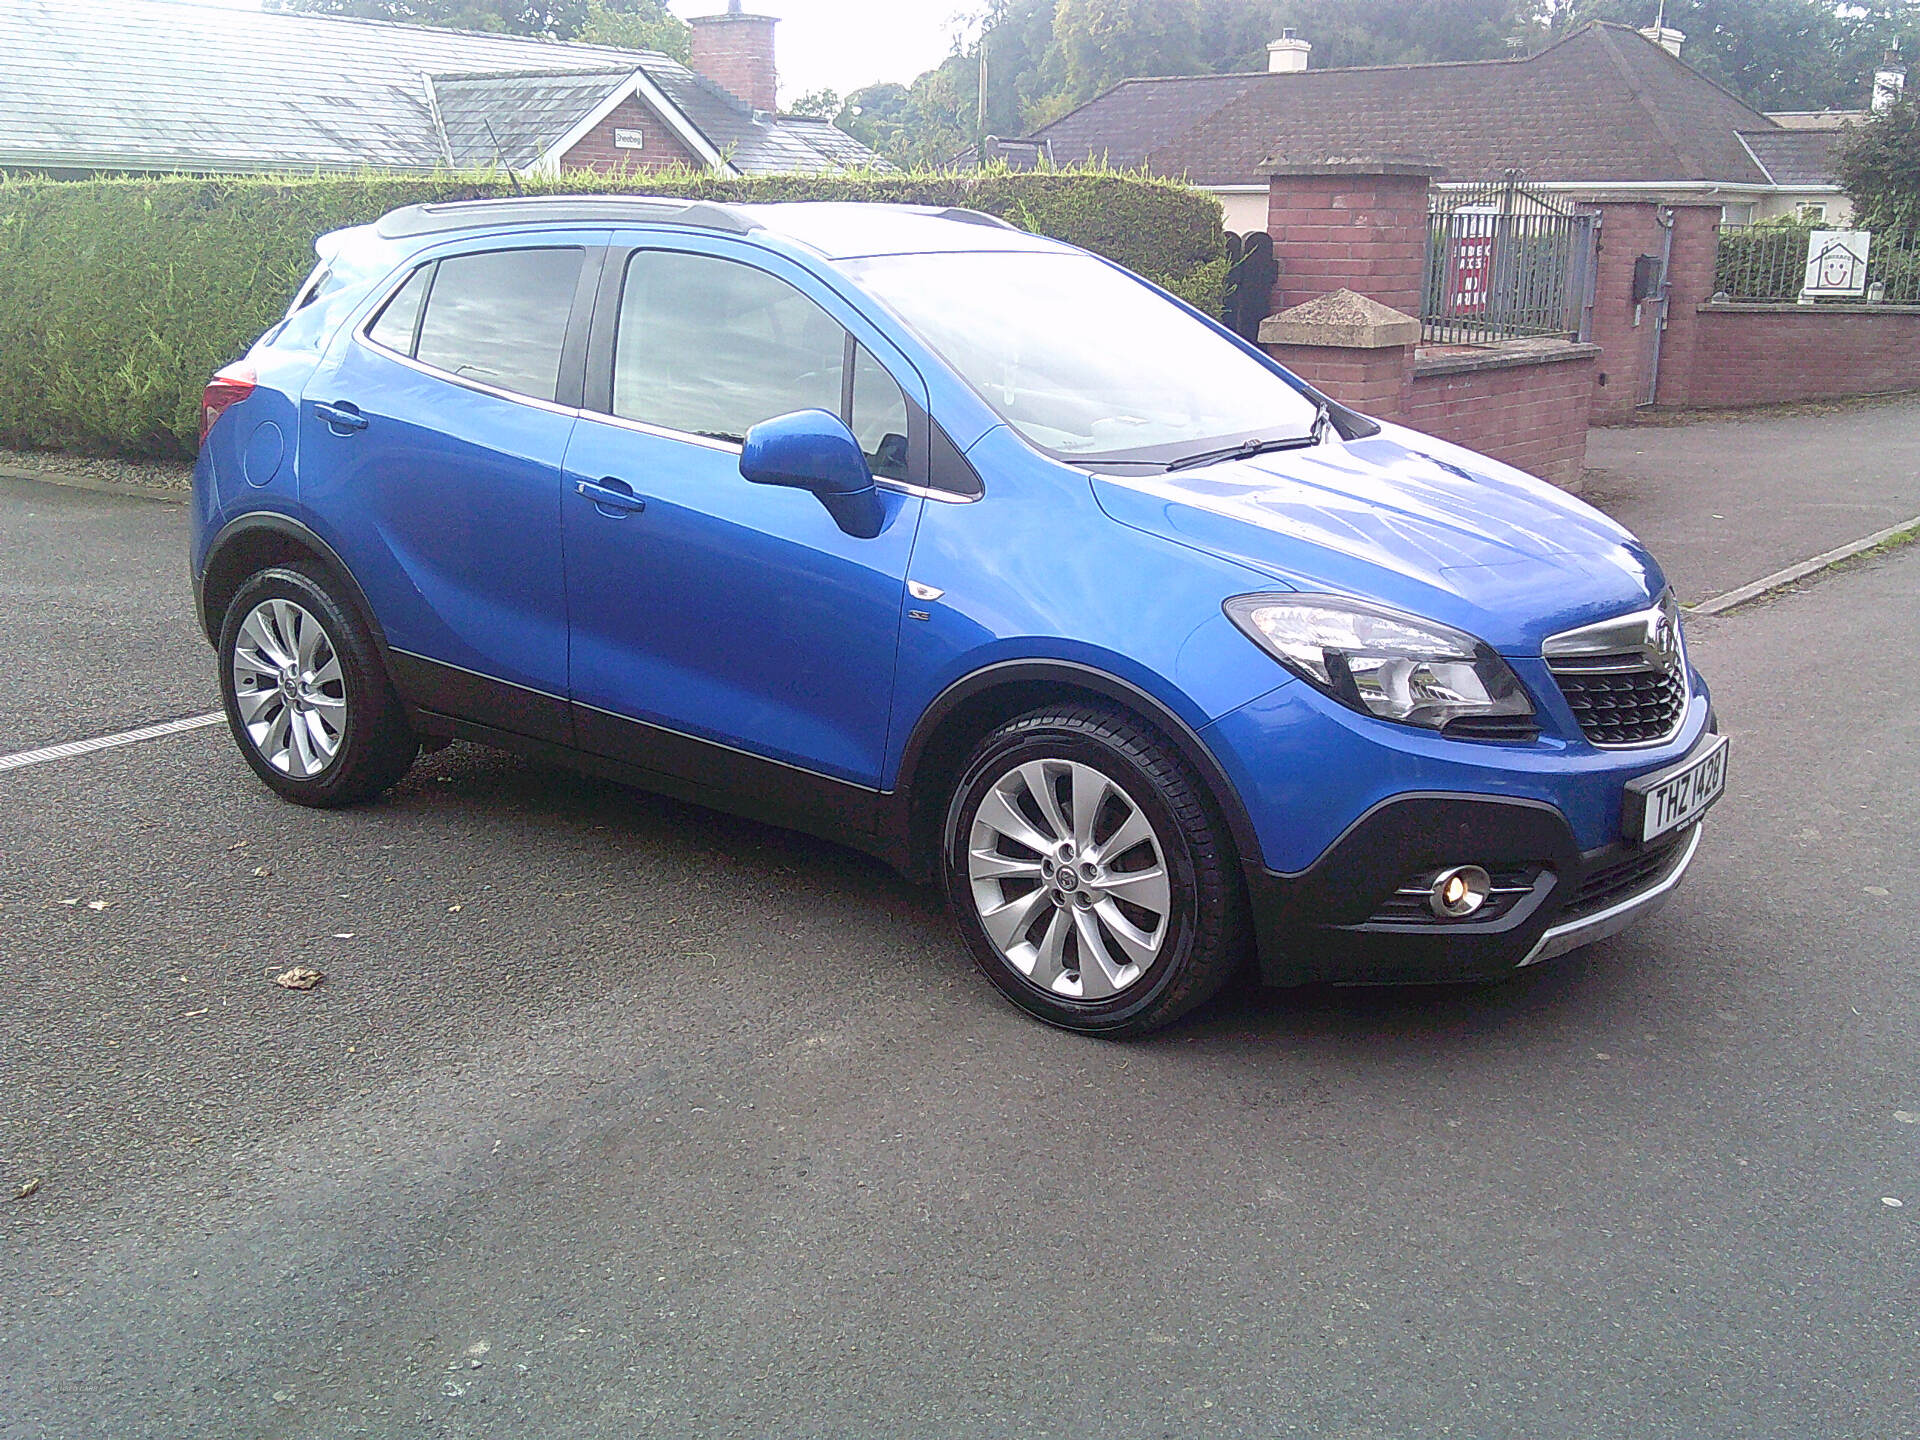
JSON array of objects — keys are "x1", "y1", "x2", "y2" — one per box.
[{"x1": 1422, "y1": 174, "x2": 1599, "y2": 346}]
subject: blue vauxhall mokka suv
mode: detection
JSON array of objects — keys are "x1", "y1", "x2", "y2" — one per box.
[{"x1": 191, "y1": 198, "x2": 1728, "y2": 1037}]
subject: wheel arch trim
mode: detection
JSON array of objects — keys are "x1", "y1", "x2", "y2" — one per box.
[
  {"x1": 889, "y1": 659, "x2": 1267, "y2": 874},
  {"x1": 196, "y1": 510, "x2": 390, "y2": 660}
]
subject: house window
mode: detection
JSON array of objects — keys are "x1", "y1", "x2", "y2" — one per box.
[
  {"x1": 1796, "y1": 201, "x2": 1828, "y2": 223},
  {"x1": 1720, "y1": 203, "x2": 1755, "y2": 227}
]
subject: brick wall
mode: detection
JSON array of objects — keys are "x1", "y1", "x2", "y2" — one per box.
[
  {"x1": 557, "y1": 96, "x2": 705, "y2": 174},
  {"x1": 1676, "y1": 305, "x2": 1920, "y2": 406},
  {"x1": 1261, "y1": 342, "x2": 1411, "y2": 417},
  {"x1": 1584, "y1": 201, "x2": 1665, "y2": 423},
  {"x1": 1402, "y1": 346, "x2": 1599, "y2": 488},
  {"x1": 1265, "y1": 165, "x2": 1434, "y2": 319}
]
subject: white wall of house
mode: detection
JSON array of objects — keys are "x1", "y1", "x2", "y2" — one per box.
[{"x1": 1214, "y1": 189, "x2": 1270, "y2": 235}]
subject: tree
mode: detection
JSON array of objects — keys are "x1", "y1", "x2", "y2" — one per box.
[
  {"x1": 788, "y1": 88, "x2": 844, "y2": 119},
  {"x1": 270, "y1": 0, "x2": 694, "y2": 49},
  {"x1": 1051, "y1": 0, "x2": 1207, "y2": 104},
  {"x1": 267, "y1": 1, "x2": 591, "y2": 34},
  {"x1": 576, "y1": 0, "x2": 690, "y2": 60},
  {"x1": 1838, "y1": 95, "x2": 1920, "y2": 232},
  {"x1": 1544, "y1": 0, "x2": 1920, "y2": 112}
]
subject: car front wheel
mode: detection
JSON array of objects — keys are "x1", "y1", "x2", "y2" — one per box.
[
  {"x1": 217, "y1": 565, "x2": 418, "y2": 807},
  {"x1": 942, "y1": 706, "x2": 1246, "y2": 1037}
]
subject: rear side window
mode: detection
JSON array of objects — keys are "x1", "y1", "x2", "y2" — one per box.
[
  {"x1": 366, "y1": 265, "x2": 431, "y2": 354},
  {"x1": 407, "y1": 248, "x2": 584, "y2": 402}
]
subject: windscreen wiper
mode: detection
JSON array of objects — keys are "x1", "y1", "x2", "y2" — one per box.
[{"x1": 1164, "y1": 430, "x2": 1318, "y2": 473}]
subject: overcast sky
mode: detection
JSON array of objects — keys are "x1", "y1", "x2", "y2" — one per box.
[{"x1": 186, "y1": 0, "x2": 970, "y2": 102}]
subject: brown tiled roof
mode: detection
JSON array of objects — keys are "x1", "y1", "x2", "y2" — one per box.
[
  {"x1": 1032, "y1": 24, "x2": 1778, "y2": 189},
  {"x1": 1738, "y1": 128, "x2": 1846, "y2": 187}
]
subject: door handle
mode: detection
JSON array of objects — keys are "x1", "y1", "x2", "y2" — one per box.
[
  {"x1": 314, "y1": 400, "x2": 368, "y2": 434},
  {"x1": 576, "y1": 478, "x2": 647, "y2": 517}
]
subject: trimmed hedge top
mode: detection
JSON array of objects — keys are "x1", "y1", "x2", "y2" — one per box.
[{"x1": 0, "y1": 166, "x2": 1226, "y2": 457}]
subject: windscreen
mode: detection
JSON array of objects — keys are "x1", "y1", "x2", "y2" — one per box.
[{"x1": 841, "y1": 250, "x2": 1319, "y2": 466}]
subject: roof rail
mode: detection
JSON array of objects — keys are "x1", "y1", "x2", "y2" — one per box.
[
  {"x1": 374, "y1": 196, "x2": 763, "y2": 240},
  {"x1": 933, "y1": 206, "x2": 1018, "y2": 231}
]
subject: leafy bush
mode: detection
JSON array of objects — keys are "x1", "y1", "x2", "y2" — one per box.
[{"x1": 0, "y1": 165, "x2": 1225, "y2": 457}]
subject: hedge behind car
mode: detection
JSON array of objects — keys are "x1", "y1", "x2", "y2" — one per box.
[{"x1": 0, "y1": 166, "x2": 1228, "y2": 458}]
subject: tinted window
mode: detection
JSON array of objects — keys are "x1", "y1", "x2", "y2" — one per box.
[
  {"x1": 366, "y1": 264, "x2": 431, "y2": 354},
  {"x1": 614, "y1": 251, "x2": 845, "y2": 444},
  {"x1": 850, "y1": 343, "x2": 910, "y2": 481},
  {"x1": 413, "y1": 248, "x2": 583, "y2": 402}
]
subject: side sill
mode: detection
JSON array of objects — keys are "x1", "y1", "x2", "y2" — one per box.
[
  {"x1": 388, "y1": 649, "x2": 572, "y2": 748},
  {"x1": 414, "y1": 710, "x2": 906, "y2": 872}
]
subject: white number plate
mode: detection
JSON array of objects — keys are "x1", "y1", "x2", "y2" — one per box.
[{"x1": 1624, "y1": 734, "x2": 1729, "y2": 844}]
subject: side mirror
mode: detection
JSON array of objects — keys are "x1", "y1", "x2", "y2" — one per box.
[{"x1": 740, "y1": 409, "x2": 887, "y2": 539}]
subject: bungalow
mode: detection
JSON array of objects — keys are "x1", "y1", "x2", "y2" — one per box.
[
  {"x1": 1002, "y1": 22, "x2": 1901, "y2": 233},
  {"x1": 0, "y1": 0, "x2": 883, "y2": 178}
]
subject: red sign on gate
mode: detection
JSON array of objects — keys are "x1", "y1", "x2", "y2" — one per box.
[{"x1": 1448, "y1": 233, "x2": 1494, "y2": 313}]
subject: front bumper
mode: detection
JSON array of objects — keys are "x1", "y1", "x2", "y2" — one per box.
[{"x1": 1242, "y1": 792, "x2": 1705, "y2": 987}]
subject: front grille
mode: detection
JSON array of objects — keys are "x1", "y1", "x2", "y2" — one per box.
[
  {"x1": 1546, "y1": 652, "x2": 1687, "y2": 747},
  {"x1": 1563, "y1": 838, "x2": 1683, "y2": 921}
]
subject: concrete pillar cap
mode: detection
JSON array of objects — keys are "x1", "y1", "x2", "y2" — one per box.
[{"x1": 1259, "y1": 289, "x2": 1422, "y2": 349}]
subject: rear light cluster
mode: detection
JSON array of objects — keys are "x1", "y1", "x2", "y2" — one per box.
[{"x1": 199, "y1": 362, "x2": 257, "y2": 445}]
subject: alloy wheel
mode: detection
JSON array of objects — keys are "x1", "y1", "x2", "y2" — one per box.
[
  {"x1": 230, "y1": 598, "x2": 347, "y2": 778},
  {"x1": 966, "y1": 758, "x2": 1172, "y2": 1000}
]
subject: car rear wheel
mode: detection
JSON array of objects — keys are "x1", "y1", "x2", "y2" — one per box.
[
  {"x1": 217, "y1": 565, "x2": 417, "y2": 807},
  {"x1": 942, "y1": 706, "x2": 1246, "y2": 1037}
]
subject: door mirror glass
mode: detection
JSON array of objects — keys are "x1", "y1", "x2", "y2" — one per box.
[{"x1": 741, "y1": 409, "x2": 885, "y2": 539}]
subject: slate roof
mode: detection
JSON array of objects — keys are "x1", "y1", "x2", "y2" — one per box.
[
  {"x1": 1738, "y1": 128, "x2": 1847, "y2": 187},
  {"x1": 430, "y1": 69, "x2": 636, "y2": 169},
  {"x1": 0, "y1": 0, "x2": 884, "y2": 176},
  {"x1": 1030, "y1": 23, "x2": 1798, "y2": 190}
]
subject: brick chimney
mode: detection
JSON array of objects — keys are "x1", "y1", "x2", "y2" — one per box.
[{"x1": 689, "y1": 1, "x2": 780, "y2": 114}]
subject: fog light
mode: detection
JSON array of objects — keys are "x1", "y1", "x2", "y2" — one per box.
[{"x1": 1430, "y1": 865, "x2": 1492, "y2": 918}]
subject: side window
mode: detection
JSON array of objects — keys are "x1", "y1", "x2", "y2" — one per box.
[
  {"x1": 850, "y1": 343, "x2": 910, "y2": 482},
  {"x1": 614, "y1": 250, "x2": 847, "y2": 444},
  {"x1": 366, "y1": 264, "x2": 432, "y2": 355},
  {"x1": 412, "y1": 248, "x2": 583, "y2": 402}
]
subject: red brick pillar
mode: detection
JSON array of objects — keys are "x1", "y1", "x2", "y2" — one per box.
[
  {"x1": 1265, "y1": 160, "x2": 1439, "y2": 319},
  {"x1": 1650, "y1": 203, "x2": 1727, "y2": 407},
  {"x1": 1584, "y1": 201, "x2": 1663, "y2": 423}
]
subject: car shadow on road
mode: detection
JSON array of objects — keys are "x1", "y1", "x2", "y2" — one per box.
[{"x1": 387, "y1": 741, "x2": 1635, "y2": 1064}]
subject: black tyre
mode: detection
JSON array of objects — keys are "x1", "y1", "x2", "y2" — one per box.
[
  {"x1": 942, "y1": 706, "x2": 1247, "y2": 1037},
  {"x1": 217, "y1": 564, "x2": 418, "y2": 807}
]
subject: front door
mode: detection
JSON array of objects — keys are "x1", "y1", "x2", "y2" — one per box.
[{"x1": 562, "y1": 242, "x2": 924, "y2": 809}]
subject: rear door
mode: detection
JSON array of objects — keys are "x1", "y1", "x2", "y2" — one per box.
[
  {"x1": 298, "y1": 238, "x2": 602, "y2": 742},
  {"x1": 561, "y1": 237, "x2": 927, "y2": 810}
]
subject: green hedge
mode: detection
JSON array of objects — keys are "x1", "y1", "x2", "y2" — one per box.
[{"x1": 0, "y1": 166, "x2": 1226, "y2": 458}]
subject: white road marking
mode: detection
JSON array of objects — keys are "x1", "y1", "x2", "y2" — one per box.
[
  {"x1": 0, "y1": 712, "x2": 225, "y2": 774},
  {"x1": 1691, "y1": 513, "x2": 1920, "y2": 617}
]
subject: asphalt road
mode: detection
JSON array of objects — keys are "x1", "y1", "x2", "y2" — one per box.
[
  {"x1": 1584, "y1": 391, "x2": 1920, "y2": 606},
  {"x1": 2, "y1": 474, "x2": 1916, "y2": 1439}
]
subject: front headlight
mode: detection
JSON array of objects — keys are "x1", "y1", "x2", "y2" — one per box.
[{"x1": 1224, "y1": 594, "x2": 1535, "y2": 733}]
